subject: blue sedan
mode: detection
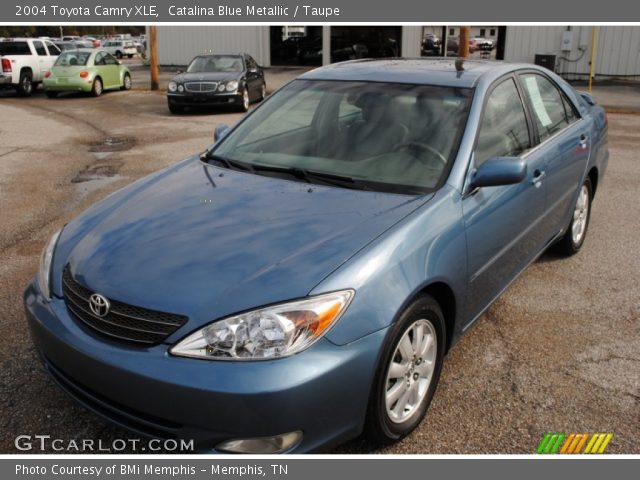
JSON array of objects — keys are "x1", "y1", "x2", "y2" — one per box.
[{"x1": 25, "y1": 59, "x2": 608, "y2": 453}]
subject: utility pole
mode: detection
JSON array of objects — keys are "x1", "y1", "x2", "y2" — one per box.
[
  {"x1": 149, "y1": 25, "x2": 159, "y2": 91},
  {"x1": 458, "y1": 26, "x2": 470, "y2": 58},
  {"x1": 588, "y1": 26, "x2": 598, "y2": 93}
]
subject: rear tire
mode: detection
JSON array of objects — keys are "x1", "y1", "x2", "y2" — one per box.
[
  {"x1": 45, "y1": 91, "x2": 58, "y2": 99},
  {"x1": 258, "y1": 83, "x2": 267, "y2": 101},
  {"x1": 91, "y1": 77, "x2": 103, "y2": 97},
  {"x1": 115, "y1": 51, "x2": 123, "y2": 59},
  {"x1": 554, "y1": 178, "x2": 592, "y2": 256},
  {"x1": 17, "y1": 71, "x2": 33, "y2": 97},
  {"x1": 365, "y1": 295, "x2": 445, "y2": 446}
]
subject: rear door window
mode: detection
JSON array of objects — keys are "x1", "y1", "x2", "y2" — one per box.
[
  {"x1": 520, "y1": 73, "x2": 572, "y2": 142},
  {"x1": 33, "y1": 41, "x2": 47, "y2": 56}
]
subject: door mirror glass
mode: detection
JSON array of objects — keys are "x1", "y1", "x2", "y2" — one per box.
[
  {"x1": 470, "y1": 156, "x2": 527, "y2": 189},
  {"x1": 214, "y1": 124, "x2": 231, "y2": 142}
]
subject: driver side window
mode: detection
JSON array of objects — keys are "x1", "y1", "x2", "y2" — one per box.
[{"x1": 475, "y1": 78, "x2": 531, "y2": 167}]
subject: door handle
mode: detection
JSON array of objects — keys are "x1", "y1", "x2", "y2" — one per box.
[
  {"x1": 579, "y1": 133, "x2": 589, "y2": 148},
  {"x1": 532, "y1": 169, "x2": 546, "y2": 187}
]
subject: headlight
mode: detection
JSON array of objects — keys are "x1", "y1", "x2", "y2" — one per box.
[
  {"x1": 38, "y1": 229, "x2": 62, "y2": 301},
  {"x1": 217, "y1": 83, "x2": 226, "y2": 92},
  {"x1": 171, "y1": 290, "x2": 354, "y2": 360},
  {"x1": 177, "y1": 84, "x2": 184, "y2": 93},
  {"x1": 226, "y1": 80, "x2": 238, "y2": 92},
  {"x1": 168, "y1": 81, "x2": 177, "y2": 92}
]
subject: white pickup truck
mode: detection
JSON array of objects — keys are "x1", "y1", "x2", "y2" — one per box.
[{"x1": 0, "y1": 38, "x2": 61, "y2": 96}]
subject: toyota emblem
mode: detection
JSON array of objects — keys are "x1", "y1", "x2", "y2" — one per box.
[{"x1": 89, "y1": 293, "x2": 110, "y2": 317}]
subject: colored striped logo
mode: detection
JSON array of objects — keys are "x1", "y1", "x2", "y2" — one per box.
[{"x1": 536, "y1": 432, "x2": 613, "y2": 454}]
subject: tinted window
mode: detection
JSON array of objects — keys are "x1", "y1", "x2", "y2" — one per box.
[
  {"x1": 562, "y1": 95, "x2": 578, "y2": 124},
  {"x1": 213, "y1": 80, "x2": 473, "y2": 194},
  {"x1": 104, "y1": 53, "x2": 118, "y2": 65},
  {"x1": 475, "y1": 78, "x2": 531, "y2": 166},
  {"x1": 520, "y1": 73, "x2": 571, "y2": 142},
  {"x1": 33, "y1": 41, "x2": 47, "y2": 56},
  {"x1": 45, "y1": 42, "x2": 61, "y2": 55},
  {"x1": 0, "y1": 41, "x2": 31, "y2": 55}
]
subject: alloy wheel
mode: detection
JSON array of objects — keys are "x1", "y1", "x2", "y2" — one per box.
[
  {"x1": 572, "y1": 185, "x2": 590, "y2": 245},
  {"x1": 385, "y1": 319, "x2": 437, "y2": 424}
]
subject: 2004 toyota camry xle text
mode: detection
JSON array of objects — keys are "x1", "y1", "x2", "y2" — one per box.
[{"x1": 25, "y1": 59, "x2": 609, "y2": 453}]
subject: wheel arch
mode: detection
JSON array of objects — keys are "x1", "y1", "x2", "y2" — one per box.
[
  {"x1": 413, "y1": 281, "x2": 457, "y2": 353},
  {"x1": 588, "y1": 166, "x2": 598, "y2": 198}
]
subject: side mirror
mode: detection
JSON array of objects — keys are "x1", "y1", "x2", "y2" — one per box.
[
  {"x1": 470, "y1": 157, "x2": 527, "y2": 189},
  {"x1": 214, "y1": 124, "x2": 230, "y2": 142}
]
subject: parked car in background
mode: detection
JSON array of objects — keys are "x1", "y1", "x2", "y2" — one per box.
[
  {"x1": 474, "y1": 37, "x2": 494, "y2": 51},
  {"x1": 26, "y1": 58, "x2": 608, "y2": 453},
  {"x1": 0, "y1": 37, "x2": 60, "y2": 96},
  {"x1": 421, "y1": 36, "x2": 441, "y2": 56},
  {"x1": 101, "y1": 39, "x2": 137, "y2": 59},
  {"x1": 43, "y1": 49, "x2": 131, "y2": 97},
  {"x1": 82, "y1": 36, "x2": 101, "y2": 48},
  {"x1": 166, "y1": 53, "x2": 266, "y2": 113}
]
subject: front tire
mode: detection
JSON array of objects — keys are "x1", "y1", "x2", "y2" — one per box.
[
  {"x1": 365, "y1": 295, "x2": 445, "y2": 446},
  {"x1": 121, "y1": 73, "x2": 132, "y2": 91},
  {"x1": 168, "y1": 103, "x2": 184, "y2": 114},
  {"x1": 555, "y1": 178, "x2": 592, "y2": 256},
  {"x1": 17, "y1": 71, "x2": 33, "y2": 97},
  {"x1": 239, "y1": 88, "x2": 250, "y2": 112},
  {"x1": 91, "y1": 77, "x2": 103, "y2": 97},
  {"x1": 115, "y1": 51, "x2": 123, "y2": 59},
  {"x1": 258, "y1": 82, "x2": 267, "y2": 101}
]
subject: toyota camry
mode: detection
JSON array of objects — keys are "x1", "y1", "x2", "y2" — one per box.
[{"x1": 25, "y1": 58, "x2": 608, "y2": 453}]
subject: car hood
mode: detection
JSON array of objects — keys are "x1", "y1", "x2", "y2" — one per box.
[
  {"x1": 57, "y1": 158, "x2": 432, "y2": 338},
  {"x1": 174, "y1": 72, "x2": 242, "y2": 83}
]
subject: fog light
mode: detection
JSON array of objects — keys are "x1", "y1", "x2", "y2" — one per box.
[{"x1": 215, "y1": 431, "x2": 302, "y2": 454}]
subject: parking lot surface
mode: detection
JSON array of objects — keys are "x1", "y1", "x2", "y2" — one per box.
[{"x1": 0, "y1": 67, "x2": 638, "y2": 453}]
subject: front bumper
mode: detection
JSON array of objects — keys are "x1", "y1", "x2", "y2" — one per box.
[
  {"x1": 24, "y1": 281, "x2": 385, "y2": 453},
  {"x1": 43, "y1": 77, "x2": 93, "y2": 93},
  {"x1": 167, "y1": 92, "x2": 243, "y2": 107}
]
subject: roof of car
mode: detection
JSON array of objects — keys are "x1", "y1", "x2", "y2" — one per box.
[{"x1": 299, "y1": 58, "x2": 526, "y2": 88}]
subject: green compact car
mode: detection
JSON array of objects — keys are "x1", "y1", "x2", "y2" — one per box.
[{"x1": 43, "y1": 49, "x2": 132, "y2": 98}]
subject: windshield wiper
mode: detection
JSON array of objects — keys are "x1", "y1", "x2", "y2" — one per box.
[
  {"x1": 202, "y1": 153, "x2": 368, "y2": 191},
  {"x1": 250, "y1": 164, "x2": 369, "y2": 190},
  {"x1": 201, "y1": 152, "x2": 254, "y2": 172}
]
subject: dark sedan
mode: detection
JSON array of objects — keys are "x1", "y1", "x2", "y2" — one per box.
[{"x1": 166, "y1": 53, "x2": 266, "y2": 114}]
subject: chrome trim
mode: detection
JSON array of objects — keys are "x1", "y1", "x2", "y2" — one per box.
[{"x1": 184, "y1": 82, "x2": 218, "y2": 93}]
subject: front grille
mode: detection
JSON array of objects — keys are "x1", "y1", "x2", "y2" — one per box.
[
  {"x1": 62, "y1": 266, "x2": 188, "y2": 345},
  {"x1": 184, "y1": 82, "x2": 218, "y2": 93}
]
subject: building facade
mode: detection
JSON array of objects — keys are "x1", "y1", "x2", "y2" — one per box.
[{"x1": 151, "y1": 25, "x2": 640, "y2": 80}]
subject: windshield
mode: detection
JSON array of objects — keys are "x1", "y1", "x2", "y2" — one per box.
[
  {"x1": 212, "y1": 80, "x2": 473, "y2": 194},
  {"x1": 187, "y1": 55, "x2": 243, "y2": 73},
  {"x1": 54, "y1": 51, "x2": 91, "y2": 66}
]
